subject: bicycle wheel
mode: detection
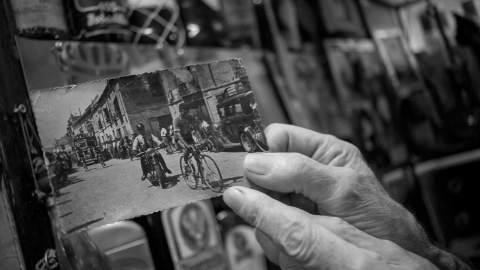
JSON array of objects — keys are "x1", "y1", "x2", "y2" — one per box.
[
  {"x1": 180, "y1": 156, "x2": 197, "y2": 189},
  {"x1": 199, "y1": 155, "x2": 223, "y2": 193},
  {"x1": 154, "y1": 164, "x2": 166, "y2": 188}
]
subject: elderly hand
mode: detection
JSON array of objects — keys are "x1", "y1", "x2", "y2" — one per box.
[
  {"x1": 224, "y1": 124, "x2": 471, "y2": 270},
  {"x1": 224, "y1": 187, "x2": 437, "y2": 269}
]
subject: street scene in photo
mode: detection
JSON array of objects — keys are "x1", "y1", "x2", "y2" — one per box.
[{"x1": 30, "y1": 59, "x2": 269, "y2": 233}]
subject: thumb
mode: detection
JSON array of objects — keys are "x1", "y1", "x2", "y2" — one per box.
[{"x1": 223, "y1": 186, "x2": 367, "y2": 269}]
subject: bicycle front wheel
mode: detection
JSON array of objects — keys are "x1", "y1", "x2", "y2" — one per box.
[
  {"x1": 200, "y1": 155, "x2": 223, "y2": 193},
  {"x1": 180, "y1": 157, "x2": 197, "y2": 189}
]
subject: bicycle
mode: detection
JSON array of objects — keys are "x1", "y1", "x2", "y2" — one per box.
[
  {"x1": 160, "y1": 138, "x2": 174, "y2": 155},
  {"x1": 180, "y1": 144, "x2": 223, "y2": 193},
  {"x1": 97, "y1": 153, "x2": 106, "y2": 168},
  {"x1": 136, "y1": 147, "x2": 167, "y2": 188},
  {"x1": 197, "y1": 138, "x2": 214, "y2": 152},
  {"x1": 80, "y1": 157, "x2": 88, "y2": 171}
]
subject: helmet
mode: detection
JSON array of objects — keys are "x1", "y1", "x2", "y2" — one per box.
[{"x1": 136, "y1": 123, "x2": 145, "y2": 132}]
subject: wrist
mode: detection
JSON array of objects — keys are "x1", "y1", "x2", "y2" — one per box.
[
  {"x1": 420, "y1": 244, "x2": 473, "y2": 270},
  {"x1": 391, "y1": 209, "x2": 473, "y2": 270}
]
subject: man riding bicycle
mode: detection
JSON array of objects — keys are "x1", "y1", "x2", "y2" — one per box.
[
  {"x1": 94, "y1": 146, "x2": 105, "y2": 166},
  {"x1": 132, "y1": 123, "x2": 172, "y2": 181},
  {"x1": 173, "y1": 103, "x2": 203, "y2": 182},
  {"x1": 77, "y1": 149, "x2": 87, "y2": 170}
]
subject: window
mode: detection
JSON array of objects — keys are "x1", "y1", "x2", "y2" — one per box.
[
  {"x1": 103, "y1": 108, "x2": 111, "y2": 123},
  {"x1": 149, "y1": 74, "x2": 166, "y2": 100},
  {"x1": 113, "y1": 97, "x2": 123, "y2": 124}
]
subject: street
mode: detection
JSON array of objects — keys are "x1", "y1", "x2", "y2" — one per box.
[{"x1": 54, "y1": 149, "x2": 248, "y2": 234}]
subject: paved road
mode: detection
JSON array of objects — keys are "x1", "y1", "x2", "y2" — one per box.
[{"x1": 55, "y1": 150, "x2": 248, "y2": 233}]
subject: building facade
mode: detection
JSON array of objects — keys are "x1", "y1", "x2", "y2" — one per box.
[
  {"x1": 53, "y1": 136, "x2": 73, "y2": 152},
  {"x1": 71, "y1": 72, "x2": 172, "y2": 145},
  {"x1": 163, "y1": 59, "x2": 249, "y2": 125}
]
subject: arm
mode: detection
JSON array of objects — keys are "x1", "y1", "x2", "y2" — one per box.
[
  {"x1": 132, "y1": 137, "x2": 139, "y2": 152},
  {"x1": 174, "y1": 130, "x2": 190, "y2": 147},
  {"x1": 173, "y1": 118, "x2": 190, "y2": 147},
  {"x1": 152, "y1": 134, "x2": 162, "y2": 147}
]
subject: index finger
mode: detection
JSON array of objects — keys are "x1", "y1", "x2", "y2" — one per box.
[{"x1": 265, "y1": 124, "x2": 365, "y2": 170}]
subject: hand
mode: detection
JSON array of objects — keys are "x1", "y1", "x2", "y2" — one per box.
[
  {"x1": 224, "y1": 187, "x2": 437, "y2": 270},
  {"x1": 223, "y1": 124, "x2": 470, "y2": 270},
  {"x1": 234, "y1": 124, "x2": 429, "y2": 251}
]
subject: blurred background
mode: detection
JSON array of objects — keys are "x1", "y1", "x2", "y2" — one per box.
[{"x1": 1, "y1": 0, "x2": 480, "y2": 269}]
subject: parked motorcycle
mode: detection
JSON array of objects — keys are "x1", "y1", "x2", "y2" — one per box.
[{"x1": 241, "y1": 117, "x2": 269, "y2": 153}]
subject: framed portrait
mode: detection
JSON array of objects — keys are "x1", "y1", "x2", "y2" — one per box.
[{"x1": 373, "y1": 29, "x2": 425, "y2": 99}]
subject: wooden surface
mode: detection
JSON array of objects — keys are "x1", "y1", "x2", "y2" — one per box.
[{"x1": 0, "y1": 0, "x2": 55, "y2": 268}]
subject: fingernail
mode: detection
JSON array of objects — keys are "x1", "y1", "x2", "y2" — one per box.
[
  {"x1": 223, "y1": 187, "x2": 244, "y2": 211},
  {"x1": 244, "y1": 154, "x2": 273, "y2": 175}
]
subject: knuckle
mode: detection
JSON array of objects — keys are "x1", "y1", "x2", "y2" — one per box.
[
  {"x1": 240, "y1": 195, "x2": 267, "y2": 228},
  {"x1": 277, "y1": 217, "x2": 315, "y2": 262},
  {"x1": 325, "y1": 216, "x2": 347, "y2": 227},
  {"x1": 285, "y1": 153, "x2": 309, "y2": 172},
  {"x1": 333, "y1": 168, "x2": 363, "y2": 201}
]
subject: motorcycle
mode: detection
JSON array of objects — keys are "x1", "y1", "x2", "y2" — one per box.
[
  {"x1": 242, "y1": 117, "x2": 269, "y2": 153},
  {"x1": 136, "y1": 147, "x2": 167, "y2": 188}
]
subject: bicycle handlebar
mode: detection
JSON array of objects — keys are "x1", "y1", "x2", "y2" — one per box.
[{"x1": 135, "y1": 147, "x2": 164, "y2": 158}]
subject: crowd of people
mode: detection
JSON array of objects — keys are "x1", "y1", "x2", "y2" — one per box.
[{"x1": 97, "y1": 136, "x2": 135, "y2": 161}]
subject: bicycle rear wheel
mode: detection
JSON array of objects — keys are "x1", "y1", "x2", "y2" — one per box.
[
  {"x1": 200, "y1": 155, "x2": 223, "y2": 193},
  {"x1": 180, "y1": 157, "x2": 197, "y2": 189}
]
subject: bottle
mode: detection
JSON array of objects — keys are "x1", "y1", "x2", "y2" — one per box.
[
  {"x1": 65, "y1": 0, "x2": 132, "y2": 42},
  {"x1": 11, "y1": 0, "x2": 70, "y2": 40}
]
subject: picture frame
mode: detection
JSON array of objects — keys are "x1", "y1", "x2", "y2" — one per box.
[
  {"x1": 373, "y1": 29, "x2": 425, "y2": 99},
  {"x1": 317, "y1": 0, "x2": 367, "y2": 38}
]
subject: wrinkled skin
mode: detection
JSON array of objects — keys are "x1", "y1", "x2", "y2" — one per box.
[{"x1": 224, "y1": 124, "x2": 442, "y2": 270}]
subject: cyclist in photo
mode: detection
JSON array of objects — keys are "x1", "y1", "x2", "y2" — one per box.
[
  {"x1": 132, "y1": 123, "x2": 172, "y2": 181},
  {"x1": 94, "y1": 146, "x2": 106, "y2": 166},
  {"x1": 77, "y1": 149, "x2": 87, "y2": 170},
  {"x1": 173, "y1": 103, "x2": 202, "y2": 182}
]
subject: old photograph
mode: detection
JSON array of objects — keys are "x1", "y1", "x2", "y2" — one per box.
[{"x1": 31, "y1": 59, "x2": 268, "y2": 233}]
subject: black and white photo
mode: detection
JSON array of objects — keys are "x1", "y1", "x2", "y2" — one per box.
[{"x1": 31, "y1": 59, "x2": 268, "y2": 233}]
